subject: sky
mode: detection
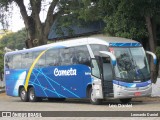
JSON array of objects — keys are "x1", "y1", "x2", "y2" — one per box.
[
  {"x1": 5, "y1": 0, "x2": 51, "y2": 32},
  {"x1": 8, "y1": 3, "x2": 25, "y2": 32}
]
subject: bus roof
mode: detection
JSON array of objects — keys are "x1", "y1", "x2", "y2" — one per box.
[{"x1": 5, "y1": 34, "x2": 141, "y2": 56}]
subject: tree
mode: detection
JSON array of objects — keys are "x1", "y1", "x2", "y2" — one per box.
[
  {"x1": 0, "y1": 44, "x2": 4, "y2": 82},
  {"x1": 0, "y1": 28, "x2": 27, "y2": 50},
  {"x1": 0, "y1": 0, "x2": 78, "y2": 48},
  {"x1": 138, "y1": 0, "x2": 160, "y2": 82},
  {"x1": 77, "y1": 0, "x2": 160, "y2": 83},
  {"x1": 102, "y1": 0, "x2": 160, "y2": 82}
]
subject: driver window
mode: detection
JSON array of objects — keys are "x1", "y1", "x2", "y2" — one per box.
[
  {"x1": 90, "y1": 44, "x2": 108, "y2": 56},
  {"x1": 91, "y1": 59, "x2": 100, "y2": 78}
]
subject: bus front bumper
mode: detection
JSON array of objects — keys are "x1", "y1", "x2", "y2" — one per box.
[{"x1": 113, "y1": 83, "x2": 152, "y2": 99}]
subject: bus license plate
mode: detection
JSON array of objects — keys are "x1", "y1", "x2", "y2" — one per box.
[{"x1": 134, "y1": 92, "x2": 141, "y2": 96}]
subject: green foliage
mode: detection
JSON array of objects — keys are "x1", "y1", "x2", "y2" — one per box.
[
  {"x1": 0, "y1": 0, "x2": 13, "y2": 30},
  {"x1": 0, "y1": 0, "x2": 13, "y2": 75},
  {"x1": 75, "y1": 0, "x2": 160, "y2": 41},
  {"x1": 0, "y1": 28, "x2": 26, "y2": 73},
  {"x1": 103, "y1": 0, "x2": 148, "y2": 40},
  {"x1": 0, "y1": 44, "x2": 4, "y2": 74},
  {"x1": 156, "y1": 47, "x2": 160, "y2": 59},
  {"x1": 0, "y1": 28, "x2": 27, "y2": 50}
]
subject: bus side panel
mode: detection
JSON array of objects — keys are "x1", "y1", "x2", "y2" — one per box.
[
  {"x1": 5, "y1": 69, "x2": 27, "y2": 96},
  {"x1": 29, "y1": 65, "x2": 91, "y2": 98}
]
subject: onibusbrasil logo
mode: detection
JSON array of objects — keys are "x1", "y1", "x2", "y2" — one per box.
[{"x1": 54, "y1": 68, "x2": 77, "y2": 76}]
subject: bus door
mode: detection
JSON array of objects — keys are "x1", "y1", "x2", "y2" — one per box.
[
  {"x1": 99, "y1": 51, "x2": 117, "y2": 98},
  {"x1": 91, "y1": 51, "x2": 116, "y2": 100},
  {"x1": 101, "y1": 57, "x2": 114, "y2": 97}
]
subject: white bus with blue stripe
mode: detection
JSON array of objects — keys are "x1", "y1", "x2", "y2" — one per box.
[{"x1": 4, "y1": 34, "x2": 156, "y2": 104}]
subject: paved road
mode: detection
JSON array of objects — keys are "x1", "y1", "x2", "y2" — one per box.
[
  {"x1": 1, "y1": 93, "x2": 160, "y2": 111},
  {"x1": 0, "y1": 93, "x2": 160, "y2": 120}
]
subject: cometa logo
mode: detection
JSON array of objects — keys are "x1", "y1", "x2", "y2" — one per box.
[{"x1": 54, "y1": 68, "x2": 77, "y2": 76}]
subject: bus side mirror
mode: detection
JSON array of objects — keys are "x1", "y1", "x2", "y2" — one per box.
[
  {"x1": 146, "y1": 51, "x2": 157, "y2": 65},
  {"x1": 99, "y1": 51, "x2": 116, "y2": 66}
]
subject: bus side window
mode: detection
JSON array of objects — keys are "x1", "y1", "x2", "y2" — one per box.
[
  {"x1": 12, "y1": 54, "x2": 22, "y2": 69},
  {"x1": 22, "y1": 53, "x2": 33, "y2": 69},
  {"x1": 60, "y1": 47, "x2": 74, "y2": 66},
  {"x1": 5, "y1": 55, "x2": 13, "y2": 69},
  {"x1": 37, "y1": 53, "x2": 46, "y2": 67},
  {"x1": 90, "y1": 44, "x2": 108, "y2": 56},
  {"x1": 91, "y1": 59, "x2": 100, "y2": 78},
  {"x1": 46, "y1": 49, "x2": 60, "y2": 66},
  {"x1": 33, "y1": 51, "x2": 46, "y2": 68},
  {"x1": 75, "y1": 46, "x2": 90, "y2": 66}
]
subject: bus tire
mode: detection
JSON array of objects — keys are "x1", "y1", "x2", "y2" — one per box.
[
  {"x1": 120, "y1": 98, "x2": 132, "y2": 104},
  {"x1": 20, "y1": 87, "x2": 28, "y2": 102},
  {"x1": 89, "y1": 88, "x2": 102, "y2": 105},
  {"x1": 28, "y1": 87, "x2": 38, "y2": 102}
]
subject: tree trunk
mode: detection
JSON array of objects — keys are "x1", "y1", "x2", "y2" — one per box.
[
  {"x1": 15, "y1": 0, "x2": 62, "y2": 48},
  {"x1": 0, "y1": 72, "x2": 2, "y2": 81},
  {"x1": 152, "y1": 17, "x2": 160, "y2": 78},
  {"x1": 145, "y1": 16, "x2": 157, "y2": 83},
  {"x1": 25, "y1": 30, "x2": 48, "y2": 48},
  {"x1": 25, "y1": 18, "x2": 48, "y2": 48}
]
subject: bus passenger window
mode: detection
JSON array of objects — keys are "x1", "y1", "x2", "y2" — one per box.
[
  {"x1": 12, "y1": 54, "x2": 22, "y2": 69},
  {"x1": 60, "y1": 47, "x2": 75, "y2": 66},
  {"x1": 46, "y1": 49, "x2": 60, "y2": 66},
  {"x1": 38, "y1": 54, "x2": 46, "y2": 67},
  {"x1": 32, "y1": 51, "x2": 46, "y2": 68},
  {"x1": 90, "y1": 44, "x2": 108, "y2": 56},
  {"x1": 74, "y1": 46, "x2": 90, "y2": 66},
  {"x1": 22, "y1": 53, "x2": 32, "y2": 69},
  {"x1": 5, "y1": 56, "x2": 13, "y2": 69}
]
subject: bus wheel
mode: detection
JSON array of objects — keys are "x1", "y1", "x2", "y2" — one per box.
[
  {"x1": 20, "y1": 87, "x2": 28, "y2": 102},
  {"x1": 28, "y1": 87, "x2": 38, "y2": 102},
  {"x1": 89, "y1": 88, "x2": 102, "y2": 105},
  {"x1": 119, "y1": 98, "x2": 132, "y2": 104}
]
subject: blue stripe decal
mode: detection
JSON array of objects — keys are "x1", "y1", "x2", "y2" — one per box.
[
  {"x1": 109, "y1": 43, "x2": 142, "y2": 47},
  {"x1": 113, "y1": 80, "x2": 151, "y2": 88}
]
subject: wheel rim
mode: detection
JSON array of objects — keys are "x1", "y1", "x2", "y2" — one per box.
[
  {"x1": 21, "y1": 90, "x2": 26, "y2": 100},
  {"x1": 29, "y1": 90, "x2": 34, "y2": 100}
]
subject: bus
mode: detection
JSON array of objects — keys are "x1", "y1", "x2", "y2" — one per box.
[{"x1": 4, "y1": 34, "x2": 157, "y2": 105}]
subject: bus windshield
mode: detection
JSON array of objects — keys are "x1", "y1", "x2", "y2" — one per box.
[{"x1": 110, "y1": 47, "x2": 150, "y2": 82}]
